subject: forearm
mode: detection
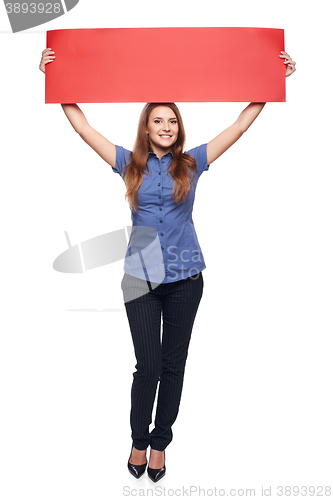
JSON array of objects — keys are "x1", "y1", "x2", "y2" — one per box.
[
  {"x1": 60, "y1": 103, "x2": 89, "y2": 134},
  {"x1": 236, "y1": 102, "x2": 266, "y2": 134},
  {"x1": 207, "y1": 102, "x2": 266, "y2": 164}
]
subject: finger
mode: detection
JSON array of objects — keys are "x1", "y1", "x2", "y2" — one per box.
[
  {"x1": 283, "y1": 57, "x2": 295, "y2": 65},
  {"x1": 280, "y1": 54, "x2": 291, "y2": 62},
  {"x1": 42, "y1": 54, "x2": 55, "y2": 62},
  {"x1": 40, "y1": 58, "x2": 54, "y2": 69},
  {"x1": 279, "y1": 52, "x2": 292, "y2": 62},
  {"x1": 280, "y1": 51, "x2": 291, "y2": 58},
  {"x1": 42, "y1": 48, "x2": 55, "y2": 56}
]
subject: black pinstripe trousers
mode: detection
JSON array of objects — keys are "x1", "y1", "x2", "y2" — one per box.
[{"x1": 121, "y1": 271, "x2": 204, "y2": 451}]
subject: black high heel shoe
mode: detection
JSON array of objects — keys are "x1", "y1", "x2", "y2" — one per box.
[
  {"x1": 127, "y1": 445, "x2": 147, "y2": 479},
  {"x1": 147, "y1": 450, "x2": 166, "y2": 482}
]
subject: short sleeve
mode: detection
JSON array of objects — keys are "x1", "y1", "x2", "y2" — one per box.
[
  {"x1": 112, "y1": 145, "x2": 132, "y2": 176},
  {"x1": 185, "y1": 143, "x2": 209, "y2": 179}
]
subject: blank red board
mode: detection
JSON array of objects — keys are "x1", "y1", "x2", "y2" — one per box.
[{"x1": 45, "y1": 27, "x2": 285, "y2": 103}]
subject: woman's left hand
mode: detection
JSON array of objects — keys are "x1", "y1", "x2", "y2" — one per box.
[{"x1": 280, "y1": 51, "x2": 296, "y2": 77}]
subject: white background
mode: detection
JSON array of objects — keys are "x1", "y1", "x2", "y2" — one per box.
[{"x1": 0, "y1": 0, "x2": 332, "y2": 498}]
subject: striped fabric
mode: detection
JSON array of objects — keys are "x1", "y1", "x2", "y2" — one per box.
[{"x1": 122, "y1": 272, "x2": 204, "y2": 451}]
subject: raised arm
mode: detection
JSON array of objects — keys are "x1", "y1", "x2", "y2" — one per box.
[
  {"x1": 207, "y1": 102, "x2": 265, "y2": 165},
  {"x1": 40, "y1": 48, "x2": 116, "y2": 169},
  {"x1": 207, "y1": 51, "x2": 296, "y2": 166},
  {"x1": 60, "y1": 104, "x2": 116, "y2": 169}
]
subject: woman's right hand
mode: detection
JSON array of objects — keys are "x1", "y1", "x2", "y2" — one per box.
[{"x1": 39, "y1": 48, "x2": 55, "y2": 73}]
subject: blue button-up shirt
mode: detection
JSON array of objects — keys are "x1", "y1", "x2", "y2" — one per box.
[{"x1": 113, "y1": 143, "x2": 209, "y2": 283}]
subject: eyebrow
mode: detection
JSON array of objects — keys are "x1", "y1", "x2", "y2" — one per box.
[{"x1": 153, "y1": 116, "x2": 177, "y2": 120}]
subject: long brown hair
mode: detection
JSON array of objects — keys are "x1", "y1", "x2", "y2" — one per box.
[{"x1": 122, "y1": 103, "x2": 197, "y2": 211}]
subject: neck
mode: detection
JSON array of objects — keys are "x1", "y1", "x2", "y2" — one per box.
[{"x1": 150, "y1": 144, "x2": 172, "y2": 160}]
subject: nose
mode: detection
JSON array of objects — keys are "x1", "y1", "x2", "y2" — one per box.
[{"x1": 162, "y1": 122, "x2": 170, "y2": 131}]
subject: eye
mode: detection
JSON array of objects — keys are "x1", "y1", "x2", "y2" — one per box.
[
  {"x1": 154, "y1": 119, "x2": 162, "y2": 124},
  {"x1": 170, "y1": 120, "x2": 177, "y2": 124}
]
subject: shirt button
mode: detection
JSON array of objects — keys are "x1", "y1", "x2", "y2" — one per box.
[
  {"x1": 158, "y1": 183, "x2": 161, "y2": 186},
  {"x1": 159, "y1": 219, "x2": 163, "y2": 223},
  {"x1": 158, "y1": 195, "x2": 161, "y2": 199},
  {"x1": 159, "y1": 172, "x2": 161, "y2": 175},
  {"x1": 159, "y1": 207, "x2": 162, "y2": 211},
  {"x1": 161, "y1": 246, "x2": 164, "y2": 250},
  {"x1": 160, "y1": 233, "x2": 164, "y2": 236}
]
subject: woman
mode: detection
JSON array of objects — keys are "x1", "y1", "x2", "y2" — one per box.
[{"x1": 40, "y1": 48, "x2": 296, "y2": 482}]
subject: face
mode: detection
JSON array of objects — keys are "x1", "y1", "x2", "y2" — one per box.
[{"x1": 146, "y1": 106, "x2": 179, "y2": 156}]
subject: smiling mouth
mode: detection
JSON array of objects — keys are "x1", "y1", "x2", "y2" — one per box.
[{"x1": 159, "y1": 135, "x2": 172, "y2": 139}]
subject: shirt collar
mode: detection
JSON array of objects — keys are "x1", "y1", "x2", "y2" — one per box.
[{"x1": 148, "y1": 150, "x2": 174, "y2": 160}]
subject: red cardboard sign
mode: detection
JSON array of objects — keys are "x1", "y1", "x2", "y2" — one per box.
[{"x1": 45, "y1": 27, "x2": 285, "y2": 103}]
